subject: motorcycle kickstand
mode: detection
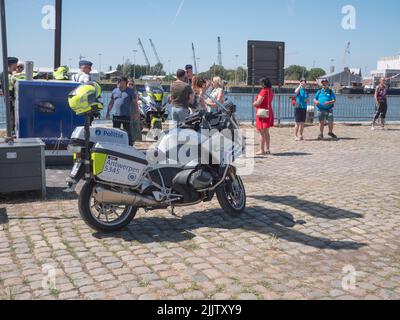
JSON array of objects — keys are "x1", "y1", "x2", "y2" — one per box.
[{"x1": 168, "y1": 205, "x2": 181, "y2": 218}]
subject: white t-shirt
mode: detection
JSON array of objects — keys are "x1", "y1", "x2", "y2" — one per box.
[
  {"x1": 72, "y1": 72, "x2": 91, "y2": 83},
  {"x1": 207, "y1": 87, "x2": 223, "y2": 112}
]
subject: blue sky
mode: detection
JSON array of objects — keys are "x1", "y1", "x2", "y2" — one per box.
[{"x1": 4, "y1": 0, "x2": 400, "y2": 74}]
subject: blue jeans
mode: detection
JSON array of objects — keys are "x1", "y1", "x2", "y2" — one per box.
[{"x1": 172, "y1": 107, "x2": 190, "y2": 125}]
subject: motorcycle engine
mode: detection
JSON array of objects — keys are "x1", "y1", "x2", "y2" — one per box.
[{"x1": 189, "y1": 170, "x2": 213, "y2": 190}]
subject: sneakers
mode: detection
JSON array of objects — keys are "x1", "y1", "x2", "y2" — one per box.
[
  {"x1": 328, "y1": 132, "x2": 338, "y2": 139},
  {"x1": 317, "y1": 134, "x2": 324, "y2": 140},
  {"x1": 371, "y1": 126, "x2": 376, "y2": 131}
]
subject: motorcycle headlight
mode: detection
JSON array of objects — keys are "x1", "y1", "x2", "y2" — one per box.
[{"x1": 67, "y1": 145, "x2": 83, "y2": 154}]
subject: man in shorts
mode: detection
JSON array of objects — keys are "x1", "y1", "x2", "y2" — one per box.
[{"x1": 314, "y1": 78, "x2": 337, "y2": 140}]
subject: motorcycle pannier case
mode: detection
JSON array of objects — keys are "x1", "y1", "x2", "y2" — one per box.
[{"x1": 91, "y1": 143, "x2": 148, "y2": 187}]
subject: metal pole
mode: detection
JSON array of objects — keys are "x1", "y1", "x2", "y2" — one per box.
[
  {"x1": 25, "y1": 61, "x2": 34, "y2": 81},
  {"x1": 277, "y1": 86, "x2": 281, "y2": 126},
  {"x1": 133, "y1": 50, "x2": 137, "y2": 79},
  {"x1": 251, "y1": 45, "x2": 255, "y2": 126},
  {"x1": 0, "y1": 0, "x2": 12, "y2": 137},
  {"x1": 54, "y1": 0, "x2": 62, "y2": 69}
]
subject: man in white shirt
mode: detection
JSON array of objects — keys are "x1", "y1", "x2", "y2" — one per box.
[{"x1": 72, "y1": 60, "x2": 93, "y2": 83}]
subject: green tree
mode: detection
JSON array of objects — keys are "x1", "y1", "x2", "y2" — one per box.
[
  {"x1": 284, "y1": 65, "x2": 308, "y2": 81},
  {"x1": 307, "y1": 68, "x2": 326, "y2": 81}
]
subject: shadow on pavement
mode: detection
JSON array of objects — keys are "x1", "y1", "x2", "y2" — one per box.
[
  {"x1": 305, "y1": 137, "x2": 359, "y2": 142},
  {"x1": 0, "y1": 187, "x2": 78, "y2": 204},
  {"x1": 94, "y1": 205, "x2": 366, "y2": 251},
  {"x1": 249, "y1": 195, "x2": 363, "y2": 220},
  {"x1": 272, "y1": 152, "x2": 312, "y2": 157}
]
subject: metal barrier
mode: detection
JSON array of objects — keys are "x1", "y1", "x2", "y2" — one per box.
[
  {"x1": 1, "y1": 93, "x2": 399, "y2": 129},
  {"x1": 228, "y1": 93, "x2": 400, "y2": 123}
]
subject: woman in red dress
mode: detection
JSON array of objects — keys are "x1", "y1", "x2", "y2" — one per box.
[{"x1": 252, "y1": 77, "x2": 274, "y2": 155}]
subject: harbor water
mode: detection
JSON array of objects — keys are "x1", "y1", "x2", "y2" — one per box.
[{"x1": 1, "y1": 92, "x2": 400, "y2": 130}]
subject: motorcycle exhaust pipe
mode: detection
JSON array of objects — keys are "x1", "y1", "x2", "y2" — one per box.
[{"x1": 93, "y1": 187, "x2": 160, "y2": 207}]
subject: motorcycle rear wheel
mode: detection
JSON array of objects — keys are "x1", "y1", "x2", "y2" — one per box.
[
  {"x1": 79, "y1": 181, "x2": 138, "y2": 233},
  {"x1": 216, "y1": 171, "x2": 246, "y2": 217}
]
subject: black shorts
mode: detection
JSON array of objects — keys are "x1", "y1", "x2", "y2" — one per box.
[
  {"x1": 376, "y1": 101, "x2": 388, "y2": 119},
  {"x1": 294, "y1": 108, "x2": 307, "y2": 123}
]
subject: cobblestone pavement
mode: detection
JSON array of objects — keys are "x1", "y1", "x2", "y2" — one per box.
[{"x1": 1, "y1": 124, "x2": 399, "y2": 300}]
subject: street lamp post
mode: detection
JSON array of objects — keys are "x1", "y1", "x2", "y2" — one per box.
[{"x1": 132, "y1": 50, "x2": 137, "y2": 79}]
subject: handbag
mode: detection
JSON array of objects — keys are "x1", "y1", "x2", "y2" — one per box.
[
  {"x1": 257, "y1": 108, "x2": 269, "y2": 118},
  {"x1": 256, "y1": 89, "x2": 270, "y2": 119}
]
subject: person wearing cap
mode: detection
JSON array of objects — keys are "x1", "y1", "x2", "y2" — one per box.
[
  {"x1": 314, "y1": 78, "x2": 337, "y2": 140},
  {"x1": 294, "y1": 78, "x2": 309, "y2": 141},
  {"x1": 170, "y1": 69, "x2": 194, "y2": 125},
  {"x1": 7, "y1": 57, "x2": 19, "y2": 75},
  {"x1": 106, "y1": 77, "x2": 138, "y2": 146},
  {"x1": 185, "y1": 64, "x2": 194, "y2": 85},
  {"x1": 72, "y1": 60, "x2": 93, "y2": 83}
]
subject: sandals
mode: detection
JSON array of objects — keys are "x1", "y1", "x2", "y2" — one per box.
[{"x1": 256, "y1": 150, "x2": 271, "y2": 156}]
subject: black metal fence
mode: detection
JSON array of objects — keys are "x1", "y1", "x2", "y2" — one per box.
[{"x1": 1, "y1": 93, "x2": 399, "y2": 129}]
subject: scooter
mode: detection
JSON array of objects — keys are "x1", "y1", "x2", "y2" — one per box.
[{"x1": 67, "y1": 93, "x2": 246, "y2": 233}]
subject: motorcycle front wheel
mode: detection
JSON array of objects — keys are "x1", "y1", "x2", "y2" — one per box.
[
  {"x1": 79, "y1": 181, "x2": 138, "y2": 233},
  {"x1": 216, "y1": 170, "x2": 246, "y2": 217}
]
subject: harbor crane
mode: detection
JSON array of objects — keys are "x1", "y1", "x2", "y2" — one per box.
[
  {"x1": 342, "y1": 41, "x2": 351, "y2": 68},
  {"x1": 217, "y1": 36, "x2": 223, "y2": 66},
  {"x1": 192, "y1": 43, "x2": 198, "y2": 74},
  {"x1": 149, "y1": 39, "x2": 162, "y2": 65},
  {"x1": 138, "y1": 38, "x2": 151, "y2": 73}
]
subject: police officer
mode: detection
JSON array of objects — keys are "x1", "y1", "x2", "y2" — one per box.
[
  {"x1": 72, "y1": 60, "x2": 93, "y2": 83},
  {"x1": 7, "y1": 57, "x2": 19, "y2": 75}
]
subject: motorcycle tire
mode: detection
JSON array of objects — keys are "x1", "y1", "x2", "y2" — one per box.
[
  {"x1": 216, "y1": 174, "x2": 246, "y2": 217},
  {"x1": 79, "y1": 181, "x2": 138, "y2": 233}
]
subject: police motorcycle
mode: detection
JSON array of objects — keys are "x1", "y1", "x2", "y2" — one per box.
[
  {"x1": 138, "y1": 81, "x2": 168, "y2": 135},
  {"x1": 67, "y1": 83, "x2": 246, "y2": 233}
]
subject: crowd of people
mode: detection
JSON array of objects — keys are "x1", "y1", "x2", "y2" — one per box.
[
  {"x1": 250, "y1": 76, "x2": 392, "y2": 156},
  {"x1": 90, "y1": 63, "x2": 394, "y2": 154},
  {"x1": 169, "y1": 64, "x2": 226, "y2": 125},
  {"x1": 2, "y1": 57, "x2": 393, "y2": 155}
]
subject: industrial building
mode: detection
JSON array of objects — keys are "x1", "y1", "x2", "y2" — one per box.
[
  {"x1": 317, "y1": 67, "x2": 363, "y2": 88},
  {"x1": 369, "y1": 55, "x2": 400, "y2": 88}
]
